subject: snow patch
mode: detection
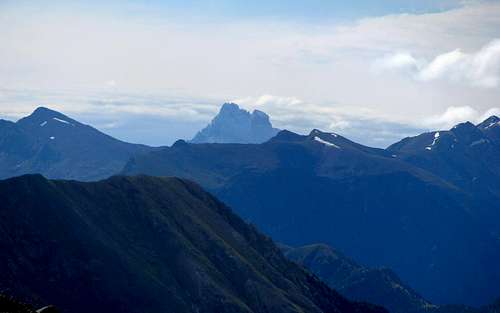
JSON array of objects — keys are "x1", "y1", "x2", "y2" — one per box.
[
  {"x1": 425, "y1": 132, "x2": 440, "y2": 150},
  {"x1": 49, "y1": 136, "x2": 55, "y2": 140},
  {"x1": 485, "y1": 121, "x2": 500, "y2": 129},
  {"x1": 40, "y1": 121, "x2": 47, "y2": 127},
  {"x1": 314, "y1": 136, "x2": 340, "y2": 149},
  {"x1": 37, "y1": 306, "x2": 52, "y2": 313},
  {"x1": 53, "y1": 117, "x2": 72, "y2": 125},
  {"x1": 431, "y1": 132, "x2": 440, "y2": 146}
]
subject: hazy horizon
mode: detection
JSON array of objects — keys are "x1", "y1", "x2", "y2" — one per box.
[{"x1": 1, "y1": 0, "x2": 500, "y2": 147}]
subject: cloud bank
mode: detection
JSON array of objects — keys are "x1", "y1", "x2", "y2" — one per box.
[
  {"x1": 1, "y1": 1, "x2": 500, "y2": 147},
  {"x1": 376, "y1": 39, "x2": 500, "y2": 88},
  {"x1": 426, "y1": 105, "x2": 500, "y2": 129}
]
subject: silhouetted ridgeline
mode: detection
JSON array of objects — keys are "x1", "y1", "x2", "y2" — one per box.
[
  {"x1": 123, "y1": 119, "x2": 500, "y2": 306},
  {"x1": 0, "y1": 174, "x2": 387, "y2": 313}
]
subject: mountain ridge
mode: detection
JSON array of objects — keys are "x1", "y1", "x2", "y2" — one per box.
[
  {"x1": 0, "y1": 107, "x2": 155, "y2": 181},
  {"x1": 388, "y1": 115, "x2": 500, "y2": 232},
  {"x1": 282, "y1": 243, "x2": 435, "y2": 313},
  {"x1": 0, "y1": 173, "x2": 388, "y2": 313},
  {"x1": 122, "y1": 125, "x2": 500, "y2": 306}
]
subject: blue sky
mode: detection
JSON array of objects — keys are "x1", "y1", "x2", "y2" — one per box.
[
  {"x1": 0, "y1": 0, "x2": 466, "y2": 26},
  {"x1": 115, "y1": 0, "x2": 464, "y2": 19},
  {"x1": 1, "y1": 0, "x2": 500, "y2": 147}
]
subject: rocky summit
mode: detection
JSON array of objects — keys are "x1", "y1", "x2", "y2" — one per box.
[{"x1": 191, "y1": 103, "x2": 280, "y2": 144}]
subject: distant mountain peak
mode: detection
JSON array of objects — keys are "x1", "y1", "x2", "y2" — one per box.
[
  {"x1": 450, "y1": 121, "x2": 486, "y2": 143},
  {"x1": 390, "y1": 120, "x2": 492, "y2": 155},
  {"x1": 32, "y1": 106, "x2": 57, "y2": 114},
  {"x1": 18, "y1": 107, "x2": 77, "y2": 128},
  {"x1": 483, "y1": 115, "x2": 499, "y2": 122},
  {"x1": 269, "y1": 129, "x2": 304, "y2": 142},
  {"x1": 29, "y1": 106, "x2": 68, "y2": 119},
  {"x1": 220, "y1": 102, "x2": 241, "y2": 112},
  {"x1": 172, "y1": 139, "x2": 188, "y2": 148},
  {"x1": 478, "y1": 116, "x2": 500, "y2": 142},
  {"x1": 191, "y1": 102, "x2": 280, "y2": 144},
  {"x1": 0, "y1": 107, "x2": 153, "y2": 181},
  {"x1": 251, "y1": 109, "x2": 271, "y2": 122},
  {"x1": 309, "y1": 129, "x2": 342, "y2": 141},
  {"x1": 309, "y1": 129, "x2": 339, "y2": 137},
  {"x1": 452, "y1": 121, "x2": 476, "y2": 131},
  {"x1": 478, "y1": 115, "x2": 500, "y2": 130}
]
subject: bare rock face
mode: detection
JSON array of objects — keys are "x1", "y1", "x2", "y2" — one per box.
[{"x1": 191, "y1": 103, "x2": 280, "y2": 144}]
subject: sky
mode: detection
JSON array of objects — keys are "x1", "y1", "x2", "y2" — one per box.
[{"x1": 1, "y1": 0, "x2": 500, "y2": 147}]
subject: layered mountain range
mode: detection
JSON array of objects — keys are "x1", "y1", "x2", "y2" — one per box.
[
  {"x1": 282, "y1": 244, "x2": 500, "y2": 313},
  {"x1": 0, "y1": 174, "x2": 386, "y2": 313},
  {"x1": 2, "y1": 105, "x2": 500, "y2": 311},
  {"x1": 0, "y1": 104, "x2": 276, "y2": 181},
  {"x1": 388, "y1": 117, "x2": 500, "y2": 234},
  {"x1": 123, "y1": 115, "x2": 500, "y2": 306},
  {"x1": 388, "y1": 116, "x2": 500, "y2": 195},
  {"x1": 281, "y1": 243, "x2": 435, "y2": 313}
]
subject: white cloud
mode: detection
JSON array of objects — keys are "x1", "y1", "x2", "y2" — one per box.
[
  {"x1": 231, "y1": 94, "x2": 413, "y2": 143},
  {"x1": 419, "y1": 39, "x2": 500, "y2": 87},
  {"x1": 5, "y1": 87, "x2": 497, "y2": 147},
  {"x1": 419, "y1": 49, "x2": 467, "y2": 81},
  {"x1": 479, "y1": 107, "x2": 500, "y2": 121},
  {"x1": 329, "y1": 119, "x2": 351, "y2": 130},
  {"x1": 105, "y1": 80, "x2": 117, "y2": 88},
  {"x1": 233, "y1": 94, "x2": 360, "y2": 132},
  {"x1": 0, "y1": 87, "x2": 218, "y2": 122},
  {"x1": 1, "y1": 1, "x2": 500, "y2": 146},
  {"x1": 425, "y1": 105, "x2": 500, "y2": 129},
  {"x1": 377, "y1": 39, "x2": 500, "y2": 88},
  {"x1": 425, "y1": 106, "x2": 478, "y2": 128},
  {"x1": 373, "y1": 53, "x2": 421, "y2": 72},
  {"x1": 252, "y1": 95, "x2": 303, "y2": 107}
]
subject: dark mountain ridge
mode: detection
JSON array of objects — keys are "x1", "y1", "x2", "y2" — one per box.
[
  {"x1": 282, "y1": 243, "x2": 500, "y2": 313},
  {"x1": 282, "y1": 243, "x2": 434, "y2": 313},
  {"x1": 0, "y1": 294, "x2": 58, "y2": 313},
  {"x1": 388, "y1": 116, "x2": 500, "y2": 194},
  {"x1": 0, "y1": 174, "x2": 387, "y2": 313},
  {"x1": 122, "y1": 124, "x2": 500, "y2": 306},
  {"x1": 478, "y1": 115, "x2": 500, "y2": 142},
  {"x1": 3, "y1": 105, "x2": 500, "y2": 308},
  {"x1": 388, "y1": 115, "x2": 500, "y2": 233}
]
